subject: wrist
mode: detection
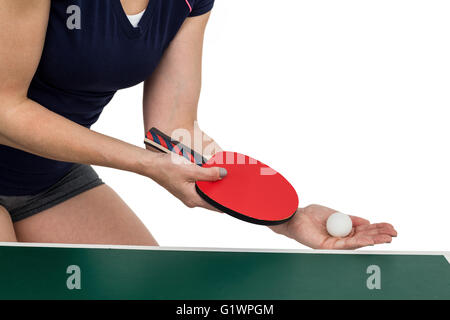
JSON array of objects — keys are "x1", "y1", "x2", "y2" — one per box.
[
  {"x1": 133, "y1": 147, "x2": 164, "y2": 178},
  {"x1": 268, "y1": 208, "x2": 303, "y2": 240}
]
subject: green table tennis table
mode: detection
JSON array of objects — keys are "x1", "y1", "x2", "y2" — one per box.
[{"x1": 0, "y1": 243, "x2": 448, "y2": 300}]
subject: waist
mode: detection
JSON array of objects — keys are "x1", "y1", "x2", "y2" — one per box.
[{"x1": 0, "y1": 145, "x2": 75, "y2": 196}]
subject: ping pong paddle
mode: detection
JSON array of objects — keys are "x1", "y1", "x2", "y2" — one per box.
[{"x1": 144, "y1": 127, "x2": 298, "y2": 225}]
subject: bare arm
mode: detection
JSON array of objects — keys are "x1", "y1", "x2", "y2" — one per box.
[
  {"x1": 141, "y1": 13, "x2": 225, "y2": 209},
  {"x1": 0, "y1": 0, "x2": 159, "y2": 177},
  {"x1": 143, "y1": 13, "x2": 221, "y2": 157}
]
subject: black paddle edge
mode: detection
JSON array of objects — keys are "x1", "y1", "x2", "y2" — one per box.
[{"x1": 195, "y1": 184, "x2": 296, "y2": 226}]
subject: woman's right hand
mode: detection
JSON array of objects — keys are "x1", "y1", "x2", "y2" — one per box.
[{"x1": 148, "y1": 152, "x2": 227, "y2": 211}]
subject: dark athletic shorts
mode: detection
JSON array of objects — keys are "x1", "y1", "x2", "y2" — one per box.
[{"x1": 0, "y1": 164, "x2": 104, "y2": 222}]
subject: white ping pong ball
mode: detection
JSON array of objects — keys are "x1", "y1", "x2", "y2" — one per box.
[{"x1": 326, "y1": 212, "x2": 353, "y2": 237}]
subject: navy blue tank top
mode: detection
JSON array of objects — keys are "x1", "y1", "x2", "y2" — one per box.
[{"x1": 0, "y1": 0, "x2": 214, "y2": 196}]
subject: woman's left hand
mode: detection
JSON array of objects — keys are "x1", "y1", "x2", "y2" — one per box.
[{"x1": 270, "y1": 204, "x2": 398, "y2": 249}]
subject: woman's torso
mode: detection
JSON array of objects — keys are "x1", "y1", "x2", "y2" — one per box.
[{"x1": 0, "y1": 0, "x2": 213, "y2": 196}]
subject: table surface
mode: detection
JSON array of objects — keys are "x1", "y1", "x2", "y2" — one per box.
[{"x1": 0, "y1": 243, "x2": 449, "y2": 300}]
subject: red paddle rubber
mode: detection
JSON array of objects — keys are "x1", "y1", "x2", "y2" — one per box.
[{"x1": 196, "y1": 151, "x2": 298, "y2": 225}]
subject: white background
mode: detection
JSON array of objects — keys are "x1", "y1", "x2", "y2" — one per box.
[{"x1": 93, "y1": 0, "x2": 450, "y2": 252}]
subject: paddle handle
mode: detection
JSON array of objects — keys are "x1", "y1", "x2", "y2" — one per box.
[{"x1": 144, "y1": 127, "x2": 207, "y2": 166}]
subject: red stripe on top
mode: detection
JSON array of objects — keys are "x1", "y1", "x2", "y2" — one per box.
[
  {"x1": 172, "y1": 144, "x2": 183, "y2": 156},
  {"x1": 157, "y1": 135, "x2": 169, "y2": 149}
]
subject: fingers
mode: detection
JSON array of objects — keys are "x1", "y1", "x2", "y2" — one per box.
[
  {"x1": 349, "y1": 215, "x2": 370, "y2": 227},
  {"x1": 196, "y1": 197, "x2": 223, "y2": 213},
  {"x1": 156, "y1": 154, "x2": 226, "y2": 212},
  {"x1": 180, "y1": 183, "x2": 216, "y2": 209},
  {"x1": 321, "y1": 222, "x2": 397, "y2": 250},
  {"x1": 333, "y1": 234, "x2": 390, "y2": 250},
  {"x1": 344, "y1": 225, "x2": 396, "y2": 248},
  {"x1": 359, "y1": 231, "x2": 393, "y2": 244},
  {"x1": 189, "y1": 166, "x2": 228, "y2": 182},
  {"x1": 180, "y1": 181, "x2": 223, "y2": 212},
  {"x1": 355, "y1": 223, "x2": 397, "y2": 237},
  {"x1": 322, "y1": 236, "x2": 374, "y2": 250},
  {"x1": 359, "y1": 227, "x2": 396, "y2": 238},
  {"x1": 338, "y1": 223, "x2": 397, "y2": 249},
  {"x1": 341, "y1": 237, "x2": 375, "y2": 250},
  {"x1": 371, "y1": 234, "x2": 393, "y2": 245},
  {"x1": 355, "y1": 224, "x2": 397, "y2": 246}
]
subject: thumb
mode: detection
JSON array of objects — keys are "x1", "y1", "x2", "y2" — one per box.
[{"x1": 193, "y1": 166, "x2": 228, "y2": 182}]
